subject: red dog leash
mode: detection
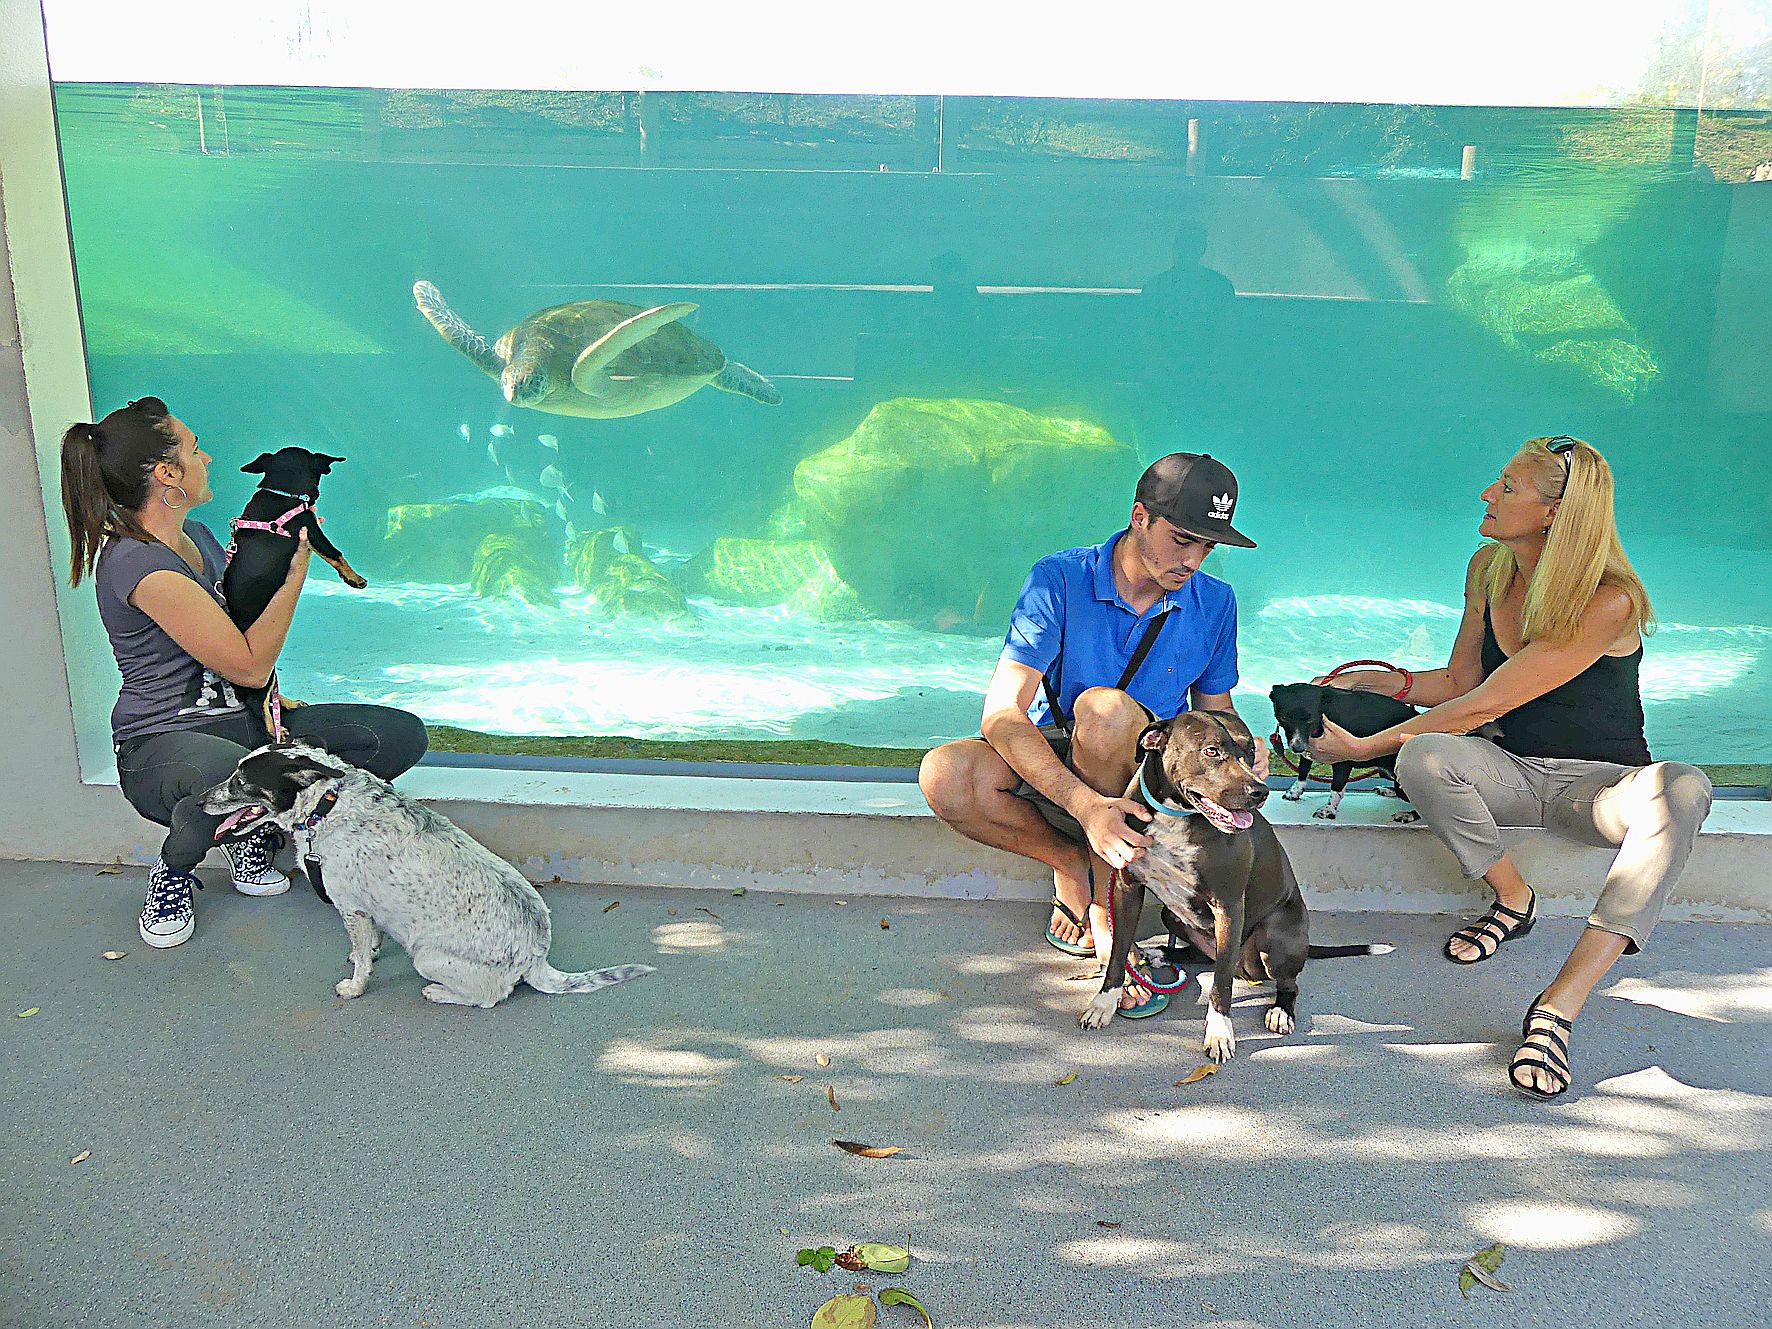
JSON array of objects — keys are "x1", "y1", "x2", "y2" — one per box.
[{"x1": 1269, "y1": 657, "x2": 1415, "y2": 786}]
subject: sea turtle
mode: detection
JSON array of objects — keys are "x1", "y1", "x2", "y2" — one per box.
[{"x1": 414, "y1": 281, "x2": 782, "y2": 419}]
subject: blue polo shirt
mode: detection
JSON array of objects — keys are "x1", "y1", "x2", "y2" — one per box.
[{"x1": 1001, "y1": 529, "x2": 1239, "y2": 726}]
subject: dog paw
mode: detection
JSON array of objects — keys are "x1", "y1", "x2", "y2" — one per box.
[
  {"x1": 1080, "y1": 990, "x2": 1120, "y2": 1030},
  {"x1": 1266, "y1": 1006, "x2": 1296, "y2": 1035},
  {"x1": 345, "y1": 575, "x2": 368, "y2": 589},
  {"x1": 1281, "y1": 787, "x2": 1304, "y2": 802},
  {"x1": 1203, "y1": 1006, "x2": 1236, "y2": 1061},
  {"x1": 335, "y1": 978, "x2": 366, "y2": 999},
  {"x1": 1391, "y1": 810, "x2": 1420, "y2": 824},
  {"x1": 1312, "y1": 806, "x2": 1339, "y2": 820}
]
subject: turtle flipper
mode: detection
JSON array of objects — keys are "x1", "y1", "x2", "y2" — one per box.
[
  {"x1": 713, "y1": 360, "x2": 782, "y2": 405},
  {"x1": 414, "y1": 281, "x2": 502, "y2": 380},
  {"x1": 570, "y1": 302, "x2": 698, "y2": 395}
]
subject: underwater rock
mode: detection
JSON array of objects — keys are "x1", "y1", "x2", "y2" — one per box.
[
  {"x1": 786, "y1": 564, "x2": 869, "y2": 623},
  {"x1": 682, "y1": 537, "x2": 842, "y2": 606},
  {"x1": 383, "y1": 497, "x2": 556, "y2": 583},
  {"x1": 567, "y1": 525, "x2": 645, "y2": 589},
  {"x1": 470, "y1": 533, "x2": 558, "y2": 607},
  {"x1": 762, "y1": 498, "x2": 809, "y2": 540},
  {"x1": 792, "y1": 397, "x2": 1140, "y2": 628},
  {"x1": 593, "y1": 552, "x2": 691, "y2": 621}
]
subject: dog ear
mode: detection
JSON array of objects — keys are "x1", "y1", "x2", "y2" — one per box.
[
  {"x1": 315, "y1": 454, "x2": 345, "y2": 468},
  {"x1": 1137, "y1": 721, "x2": 1167, "y2": 751},
  {"x1": 279, "y1": 755, "x2": 340, "y2": 789},
  {"x1": 240, "y1": 453, "x2": 276, "y2": 474}
]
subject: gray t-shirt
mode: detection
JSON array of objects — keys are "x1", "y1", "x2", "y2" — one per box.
[{"x1": 96, "y1": 523, "x2": 246, "y2": 745}]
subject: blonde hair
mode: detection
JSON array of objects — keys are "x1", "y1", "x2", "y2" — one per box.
[{"x1": 1479, "y1": 436, "x2": 1655, "y2": 645}]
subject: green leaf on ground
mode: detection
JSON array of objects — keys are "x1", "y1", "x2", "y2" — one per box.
[
  {"x1": 811, "y1": 1294, "x2": 876, "y2": 1328},
  {"x1": 879, "y1": 1288, "x2": 932, "y2": 1328},
  {"x1": 1460, "y1": 1243, "x2": 1509, "y2": 1297},
  {"x1": 798, "y1": 1246, "x2": 838, "y2": 1273},
  {"x1": 1055, "y1": 1071, "x2": 1077, "y2": 1085}
]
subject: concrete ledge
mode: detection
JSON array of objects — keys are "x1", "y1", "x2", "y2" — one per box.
[{"x1": 5, "y1": 768, "x2": 1767, "y2": 925}]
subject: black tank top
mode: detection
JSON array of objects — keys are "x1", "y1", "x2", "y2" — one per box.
[{"x1": 1480, "y1": 606, "x2": 1650, "y2": 765}]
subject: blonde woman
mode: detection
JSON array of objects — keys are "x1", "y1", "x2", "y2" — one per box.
[{"x1": 1306, "y1": 436, "x2": 1712, "y2": 1099}]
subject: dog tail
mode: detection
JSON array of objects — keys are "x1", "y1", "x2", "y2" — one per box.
[
  {"x1": 1307, "y1": 943, "x2": 1396, "y2": 959},
  {"x1": 524, "y1": 960, "x2": 657, "y2": 994}
]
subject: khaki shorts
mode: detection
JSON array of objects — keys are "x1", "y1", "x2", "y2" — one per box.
[{"x1": 1004, "y1": 703, "x2": 1155, "y2": 842}]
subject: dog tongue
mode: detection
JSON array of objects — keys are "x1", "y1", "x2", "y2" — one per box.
[
  {"x1": 1231, "y1": 809, "x2": 1255, "y2": 830},
  {"x1": 213, "y1": 806, "x2": 263, "y2": 840}
]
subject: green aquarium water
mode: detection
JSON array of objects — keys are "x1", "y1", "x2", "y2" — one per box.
[{"x1": 49, "y1": 87, "x2": 1772, "y2": 767}]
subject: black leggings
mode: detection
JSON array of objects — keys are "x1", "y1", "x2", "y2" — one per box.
[{"x1": 115, "y1": 704, "x2": 429, "y2": 873}]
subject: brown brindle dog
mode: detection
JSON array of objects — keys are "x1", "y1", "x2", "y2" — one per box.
[{"x1": 1078, "y1": 709, "x2": 1388, "y2": 1061}]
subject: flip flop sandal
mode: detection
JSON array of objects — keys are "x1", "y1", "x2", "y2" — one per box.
[
  {"x1": 1119, "y1": 988, "x2": 1170, "y2": 1020},
  {"x1": 1044, "y1": 896, "x2": 1095, "y2": 958}
]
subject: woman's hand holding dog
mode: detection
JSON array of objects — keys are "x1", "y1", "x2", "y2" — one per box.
[
  {"x1": 285, "y1": 528, "x2": 313, "y2": 590},
  {"x1": 1308, "y1": 717, "x2": 1380, "y2": 764},
  {"x1": 1075, "y1": 794, "x2": 1154, "y2": 871}
]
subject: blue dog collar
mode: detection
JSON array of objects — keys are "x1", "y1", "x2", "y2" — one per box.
[{"x1": 1137, "y1": 762, "x2": 1199, "y2": 818}]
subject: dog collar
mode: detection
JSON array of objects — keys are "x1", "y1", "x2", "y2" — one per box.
[
  {"x1": 1137, "y1": 761, "x2": 1199, "y2": 818},
  {"x1": 296, "y1": 784, "x2": 342, "y2": 834},
  {"x1": 259, "y1": 486, "x2": 315, "y2": 502}
]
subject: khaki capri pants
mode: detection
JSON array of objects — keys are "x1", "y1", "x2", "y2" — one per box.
[{"x1": 1395, "y1": 733, "x2": 1713, "y2": 953}]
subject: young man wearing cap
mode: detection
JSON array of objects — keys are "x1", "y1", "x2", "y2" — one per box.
[{"x1": 919, "y1": 453, "x2": 1266, "y2": 1015}]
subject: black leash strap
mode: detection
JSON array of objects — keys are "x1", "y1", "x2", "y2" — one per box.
[{"x1": 1042, "y1": 608, "x2": 1172, "y2": 736}]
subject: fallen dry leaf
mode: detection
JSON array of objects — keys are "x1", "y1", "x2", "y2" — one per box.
[
  {"x1": 779, "y1": 1074, "x2": 805, "y2": 1083},
  {"x1": 880, "y1": 919, "x2": 891, "y2": 930},
  {"x1": 827, "y1": 1084, "x2": 840, "y2": 1111},
  {"x1": 1176, "y1": 1064, "x2": 1219, "y2": 1085},
  {"x1": 666, "y1": 907, "x2": 678, "y2": 916},
  {"x1": 835, "y1": 1249, "x2": 867, "y2": 1272},
  {"x1": 548, "y1": 875, "x2": 561, "y2": 884},
  {"x1": 1066, "y1": 970, "x2": 1105, "y2": 982},
  {"x1": 1054, "y1": 1071, "x2": 1078, "y2": 1086},
  {"x1": 1200, "y1": 1301, "x2": 1217, "y2": 1314},
  {"x1": 17, "y1": 1008, "x2": 38, "y2": 1019},
  {"x1": 1096, "y1": 1220, "x2": 1121, "y2": 1229},
  {"x1": 834, "y1": 899, "x2": 849, "y2": 905},
  {"x1": 833, "y1": 1140, "x2": 904, "y2": 1159},
  {"x1": 816, "y1": 1053, "x2": 831, "y2": 1068},
  {"x1": 698, "y1": 907, "x2": 721, "y2": 920},
  {"x1": 70, "y1": 1150, "x2": 91, "y2": 1165},
  {"x1": 852, "y1": 1281, "x2": 872, "y2": 1295},
  {"x1": 102, "y1": 951, "x2": 127, "y2": 961},
  {"x1": 602, "y1": 901, "x2": 620, "y2": 913},
  {"x1": 95, "y1": 865, "x2": 123, "y2": 876}
]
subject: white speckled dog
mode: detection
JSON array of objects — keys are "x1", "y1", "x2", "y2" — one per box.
[{"x1": 198, "y1": 742, "x2": 654, "y2": 1007}]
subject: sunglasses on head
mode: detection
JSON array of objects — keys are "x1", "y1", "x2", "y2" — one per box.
[{"x1": 1544, "y1": 434, "x2": 1578, "y2": 476}]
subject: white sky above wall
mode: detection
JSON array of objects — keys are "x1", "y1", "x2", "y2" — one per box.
[{"x1": 38, "y1": 0, "x2": 1768, "y2": 107}]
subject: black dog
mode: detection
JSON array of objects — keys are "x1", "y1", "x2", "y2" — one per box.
[
  {"x1": 1269, "y1": 682, "x2": 1425, "y2": 822},
  {"x1": 1268, "y1": 682, "x2": 1503, "y2": 822},
  {"x1": 1079, "y1": 710, "x2": 1391, "y2": 1061},
  {"x1": 222, "y1": 448, "x2": 366, "y2": 743}
]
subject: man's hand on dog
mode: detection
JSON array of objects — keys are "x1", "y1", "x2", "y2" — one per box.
[{"x1": 1075, "y1": 794, "x2": 1154, "y2": 870}]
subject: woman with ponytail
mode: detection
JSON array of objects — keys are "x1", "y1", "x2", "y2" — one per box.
[
  {"x1": 1306, "y1": 437, "x2": 1712, "y2": 1099},
  {"x1": 59, "y1": 398, "x2": 427, "y2": 950}
]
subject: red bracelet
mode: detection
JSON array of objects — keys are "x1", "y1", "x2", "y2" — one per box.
[{"x1": 1393, "y1": 668, "x2": 1414, "y2": 701}]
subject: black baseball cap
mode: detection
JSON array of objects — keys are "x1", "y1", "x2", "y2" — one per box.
[{"x1": 1135, "y1": 452, "x2": 1256, "y2": 548}]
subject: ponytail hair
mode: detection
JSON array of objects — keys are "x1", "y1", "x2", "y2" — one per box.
[
  {"x1": 1480, "y1": 435, "x2": 1655, "y2": 645},
  {"x1": 59, "y1": 396, "x2": 179, "y2": 586}
]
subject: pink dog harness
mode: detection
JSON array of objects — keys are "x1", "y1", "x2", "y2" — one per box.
[{"x1": 223, "y1": 489, "x2": 314, "y2": 743}]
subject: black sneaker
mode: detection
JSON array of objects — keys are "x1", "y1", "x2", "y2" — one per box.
[
  {"x1": 140, "y1": 860, "x2": 199, "y2": 948},
  {"x1": 223, "y1": 830, "x2": 290, "y2": 896}
]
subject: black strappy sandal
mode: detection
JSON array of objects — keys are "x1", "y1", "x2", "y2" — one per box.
[
  {"x1": 1510, "y1": 994, "x2": 1573, "y2": 1099},
  {"x1": 1444, "y1": 889, "x2": 1536, "y2": 965}
]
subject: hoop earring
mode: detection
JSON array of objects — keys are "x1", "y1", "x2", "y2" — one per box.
[{"x1": 161, "y1": 485, "x2": 189, "y2": 510}]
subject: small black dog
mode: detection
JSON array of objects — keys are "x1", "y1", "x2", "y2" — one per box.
[
  {"x1": 222, "y1": 447, "x2": 366, "y2": 743},
  {"x1": 1269, "y1": 682, "x2": 1424, "y2": 822}
]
